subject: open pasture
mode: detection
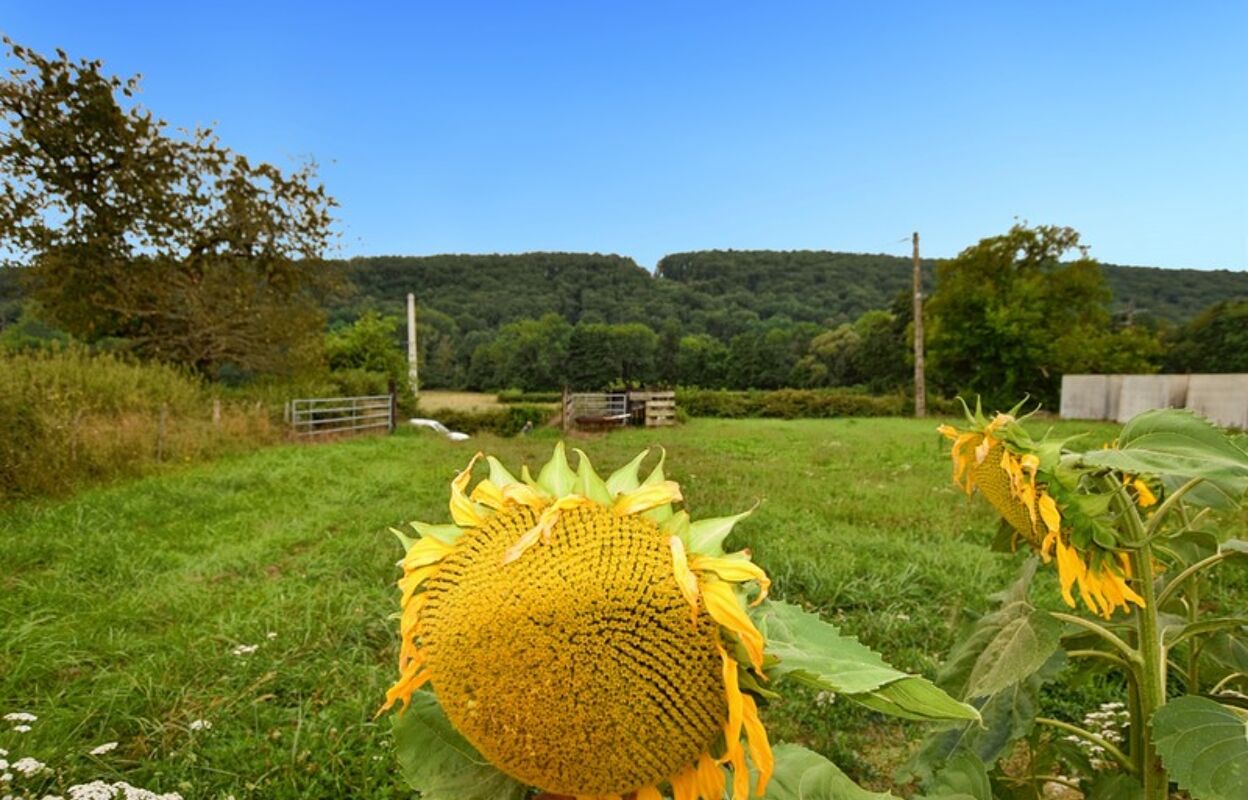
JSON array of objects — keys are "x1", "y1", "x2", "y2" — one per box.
[{"x1": 0, "y1": 416, "x2": 1169, "y2": 798}]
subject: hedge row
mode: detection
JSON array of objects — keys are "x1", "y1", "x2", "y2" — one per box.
[
  {"x1": 495, "y1": 389, "x2": 563, "y2": 404},
  {"x1": 675, "y1": 388, "x2": 959, "y2": 419},
  {"x1": 428, "y1": 405, "x2": 551, "y2": 437}
]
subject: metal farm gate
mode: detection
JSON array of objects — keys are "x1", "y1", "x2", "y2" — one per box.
[{"x1": 286, "y1": 394, "x2": 395, "y2": 437}]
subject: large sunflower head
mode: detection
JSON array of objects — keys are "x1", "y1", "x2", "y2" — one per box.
[
  {"x1": 938, "y1": 400, "x2": 1150, "y2": 619},
  {"x1": 381, "y1": 443, "x2": 774, "y2": 800}
]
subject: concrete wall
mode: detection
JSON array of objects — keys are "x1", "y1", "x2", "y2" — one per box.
[
  {"x1": 1060, "y1": 374, "x2": 1247, "y2": 428},
  {"x1": 1186, "y1": 374, "x2": 1248, "y2": 430}
]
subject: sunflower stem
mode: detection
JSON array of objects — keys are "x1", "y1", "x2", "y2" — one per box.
[{"x1": 1121, "y1": 494, "x2": 1168, "y2": 800}]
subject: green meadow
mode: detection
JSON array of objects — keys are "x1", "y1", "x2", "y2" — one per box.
[{"x1": 3, "y1": 416, "x2": 1226, "y2": 798}]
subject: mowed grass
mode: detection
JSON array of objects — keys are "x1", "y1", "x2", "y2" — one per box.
[{"x1": 1, "y1": 417, "x2": 1132, "y2": 797}]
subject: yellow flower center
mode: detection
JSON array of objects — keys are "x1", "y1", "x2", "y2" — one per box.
[{"x1": 421, "y1": 504, "x2": 728, "y2": 797}]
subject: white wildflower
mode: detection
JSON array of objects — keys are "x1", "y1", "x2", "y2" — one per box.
[
  {"x1": 2, "y1": 714, "x2": 35, "y2": 723},
  {"x1": 10, "y1": 726, "x2": 30, "y2": 734},
  {"x1": 89, "y1": 742, "x2": 119, "y2": 756},
  {"x1": 231, "y1": 644, "x2": 259, "y2": 657},
  {"x1": 265, "y1": 631, "x2": 277, "y2": 640},
  {"x1": 68, "y1": 782, "x2": 116, "y2": 800},
  {"x1": 0, "y1": 760, "x2": 5, "y2": 770},
  {"x1": 188, "y1": 719, "x2": 212, "y2": 731},
  {"x1": 13, "y1": 757, "x2": 46, "y2": 776}
]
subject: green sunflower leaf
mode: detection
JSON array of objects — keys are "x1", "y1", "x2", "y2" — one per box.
[
  {"x1": 392, "y1": 691, "x2": 528, "y2": 800},
  {"x1": 1076, "y1": 409, "x2": 1248, "y2": 505},
  {"x1": 752, "y1": 601, "x2": 978, "y2": 722},
  {"x1": 486, "y1": 455, "x2": 519, "y2": 488},
  {"x1": 762, "y1": 743, "x2": 900, "y2": 799},
  {"x1": 915, "y1": 751, "x2": 991, "y2": 800},
  {"x1": 1152, "y1": 696, "x2": 1248, "y2": 800}
]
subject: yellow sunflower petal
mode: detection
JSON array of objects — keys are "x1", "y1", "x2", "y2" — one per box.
[
  {"x1": 729, "y1": 742, "x2": 750, "y2": 800},
  {"x1": 502, "y1": 495, "x2": 595, "y2": 564},
  {"x1": 501, "y1": 481, "x2": 548, "y2": 509},
  {"x1": 702, "y1": 579, "x2": 765, "y2": 673},
  {"x1": 1037, "y1": 493, "x2": 1061, "y2": 536},
  {"x1": 1132, "y1": 478, "x2": 1157, "y2": 507},
  {"x1": 741, "y1": 693, "x2": 774, "y2": 796},
  {"x1": 402, "y1": 535, "x2": 455, "y2": 570},
  {"x1": 635, "y1": 786, "x2": 662, "y2": 800},
  {"x1": 670, "y1": 763, "x2": 698, "y2": 800},
  {"x1": 670, "y1": 536, "x2": 701, "y2": 620},
  {"x1": 470, "y1": 478, "x2": 506, "y2": 509},
  {"x1": 690, "y1": 554, "x2": 770, "y2": 606},
  {"x1": 450, "y1": 452, "x2": 487, "y2": 527},
  {"x1": 695, "y1": 752, "x2": 726, "y2": 799},
  {"x1": 613, "y1": 480, "x2": 683, "y2": 516},
  {"x1": 718, "y1": 646, "x2": 744, "y2": 762}
]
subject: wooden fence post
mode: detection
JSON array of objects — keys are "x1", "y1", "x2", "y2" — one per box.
[
  {"x1": 212, "y1": 398, "x2": 222, "y2": 429},
  {"x1": 388, "y1": 379, "x2": 398, "y2": 433}
]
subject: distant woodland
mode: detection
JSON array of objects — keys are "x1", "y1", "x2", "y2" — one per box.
[{"x1": 4, "y1": 248, "x2": 1248, "y2": 402}]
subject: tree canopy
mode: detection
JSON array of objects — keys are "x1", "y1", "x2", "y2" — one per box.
[{"x1": 0, "y1": 38, "x2": 337, "y2": 377}]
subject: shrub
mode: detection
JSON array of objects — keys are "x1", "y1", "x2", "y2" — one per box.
[
  {"x1": 0, "y1": 346, "x2": 280, "y2": 500},
  {"x1": 496, "y1": 389, "x2": 563, "y2": 404},
  {"x1": 675, "y1": 388, "x2": 912, "y2": 419},
  {"x1": 424, "y1": 405, "x2": 551, "y2": 437}
]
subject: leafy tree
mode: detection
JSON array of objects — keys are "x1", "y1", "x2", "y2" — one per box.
[
  {"x1": 0, "y1": 38, "x2": 336, "y2": 377},
  {"x1": 928, "y1": 223, "x2": 1158, "y2": 408},
  {"x1": 1163, "y1": 298, "x2": 1248, "y2": 373},
  {"x1": 468, "y1": 314, "x2": 572, "y2": 392},
  {"x1": 324, "y1": 312, "x2": 409, "y2": 391},
  {"x1": 675, "y1": 334, "x2": 729, "y2": 388}
]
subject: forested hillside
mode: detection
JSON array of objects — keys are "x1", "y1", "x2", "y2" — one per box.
[{"x1": 332, "y1": 250, "x2": 1248, "y2": 331}]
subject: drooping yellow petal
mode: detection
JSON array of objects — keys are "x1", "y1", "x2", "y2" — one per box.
[
  {"x1": 670, "y1": 763, "x2": 698, "y2": 800},
  {"x1": 1053, "y1": 537, "x2": 1084, "y2": 609},
  {"x1": 501, "y1": 481, "x2": 548, "y2": 509},
  {"x1": 402, "y1": 535, "x2": 455, "y2": 570},
  {"x1": 502, "y1": 495, "x2": 595, "y2": 564},
  {"x1": 450, "y1": 452, "x2": 487, "y2": 527},
  {"x1": 1037, "y1": 493, "x2": 1061, "y2": 536},
  {"x1": 613, "y1": 480, "x2": 683, "y2": 516},
  {"x1": 741, "y1": 693, "x2": 773, "y2": 796},
  {"x1": 470, "y1": 478, "x2": 506, "y2": 509},
  {"x1": 378, "y1": 665, "x2": 432, "y2": 715},
  {"x1": 670, "y1": 536, "x2": 701, "y2": 621},
  {"x1": 695, "y1": 752, "x2": 726, "y2": 799},
  {"x1": 702, "y1": 579, "x2": 765, "y2": 673},
  {"x1": 1132, "y1": 478, "x2": 1157, "y2": 507},
  {"x1": 718, "y1": 646, "x2": 744, "y2": 763},
  {"x1": 399, "y1": 563, "x2": 440, "y2": 606},
  {"x1": 729, "y1": 741, "x2": 750, "y2": 800},
  {"x1": 635, "y1": 786, "x2": 663, "y2": 800},
  {"x1": 690, "y1": 553, "x2": 770, "y2": 606}
]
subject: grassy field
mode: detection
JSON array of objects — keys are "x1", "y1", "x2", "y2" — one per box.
[{"x1": 1, "y1": 415, "x2": 1213, "y2": 798}]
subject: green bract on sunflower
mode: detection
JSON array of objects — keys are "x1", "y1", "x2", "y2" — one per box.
[{"x1": 379, "y1": 443, "x2": 978, "y2": 800}]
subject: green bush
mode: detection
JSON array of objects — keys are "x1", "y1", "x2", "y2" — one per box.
[
  {"x1": 496, "y1": 389, "x2": 562, "y2": 404},
  {"x1": 0, "y1": 346, "x2": 280, "y2": 499},
  {"x1": 676, "y1": 388, "x2": 920, "y2": 419},
  {"x1": 426, "y1": 405, "x2": 551, "y2": 437}
]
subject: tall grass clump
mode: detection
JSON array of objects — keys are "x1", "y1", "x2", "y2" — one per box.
[{"x1": 0, "y1": 346, "x2": 279, "y2": 500}]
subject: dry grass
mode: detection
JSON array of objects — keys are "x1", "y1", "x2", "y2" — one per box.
[{"x1": 414, "y1": 390, "x2": 507, "y2": 413}]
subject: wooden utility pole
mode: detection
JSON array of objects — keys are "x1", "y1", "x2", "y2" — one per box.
[
  {"x1": 406, "y1": 293, "x2": 419, "y2": 398},
  {"x1": 912, "y1": 232, "x2": 926, "y2": 418}
]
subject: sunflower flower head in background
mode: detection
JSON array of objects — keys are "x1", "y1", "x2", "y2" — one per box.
[
  {"x1": 938, "y1": 399, "x2": 1153, "y2": 619},
  {"x1": 381, "y1": 442, "x2": 774, "y2": 800}
]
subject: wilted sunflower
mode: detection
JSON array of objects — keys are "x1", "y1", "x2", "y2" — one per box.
[
  {"x1": 938, "y1": 402, "x2": 1149, "y2": 619},
  {"x1": 380, "y1": 443, "x2": 774, "y2": 800}
]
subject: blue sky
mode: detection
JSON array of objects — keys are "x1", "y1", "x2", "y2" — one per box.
[{"x1": 6, "y1": 1, "x2": 1246, "y2": 270}]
